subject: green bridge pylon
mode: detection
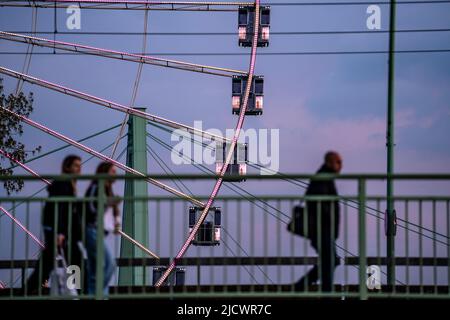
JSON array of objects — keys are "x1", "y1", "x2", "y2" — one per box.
[{"x1": 118, "y1": 107, "x2": 149, "y2": 286}]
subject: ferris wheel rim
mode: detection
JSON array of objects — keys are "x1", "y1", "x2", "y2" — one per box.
[
  {"x1": 154, "y1": 0, "x2": 261, "y2": 286},
  {"x1": 1, "y1": 0, "x2": 262, "y2": 288}
]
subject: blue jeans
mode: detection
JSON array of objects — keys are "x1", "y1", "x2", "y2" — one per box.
[{"x1": 86, "y1": 225, "x2": 116, "y2": 295}]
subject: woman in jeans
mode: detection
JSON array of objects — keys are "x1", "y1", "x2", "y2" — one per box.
[{"x1": 85, "y1": 162, "x2": 121, "y2": 295}]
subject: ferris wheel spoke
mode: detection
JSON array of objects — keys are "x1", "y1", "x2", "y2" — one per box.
[
  {"x1": 0, "y1": 106, "x2": 206, "y2": 207},
  {"x1": 0, "y1": 206, "x2": 46, "y2": 249},
  {"x1": 0, "y1": 31, "x2": 246, "y2": 77},
  {"x1": 110, "y1": 9, "x2": 150, "y2": 158},
  {"x1": 0, "y1": 152, "x2": 50, "y2": 249},
  {"x1": 0, "y1": 66, "x2": 229, "y2": 143},
  {"x1": 0, "y1": 149, "x2": 51, "y2": 186},
  {"x1": 0, "y1": 149, "x2": 162, "y2": 261}
]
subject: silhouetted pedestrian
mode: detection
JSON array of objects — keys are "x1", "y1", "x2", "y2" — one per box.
[
  {"x1": 295, "y1": 151, "x2": 342, "y2": 292},
  {"x1": 26, "y1": 155, "x2": 83, "y2": 295}
]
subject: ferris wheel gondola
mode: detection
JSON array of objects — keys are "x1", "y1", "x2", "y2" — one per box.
[
  {"x1": 216, "y1": 142, "x2": 248, "y2": 182},
  {"x1": 152, "y1": 266, "x2": 186, "y2": 286},
  {"x1": 238, "y1": 5, "x2": 270, "y2": 47},
  {"x1": 189, "y1": 206, "x2": 222, "y2": 246},
  {"x1": 232, "y1": 75, "x2": 264, "y2": 115}
]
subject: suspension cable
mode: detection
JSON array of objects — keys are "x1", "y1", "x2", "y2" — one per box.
[
  {"x1": 147, "y1": 132, "x2": 290, "y2": 223},
  {"x1": 146, "y1": 131, "x2": 422, "y2": 286},
  {"x1": 6, "y1": 124, "x2": 121, "y2": 171},
  {"x1": 1, "y1": 106, "x2": 205, "y2": 207},
  {"x1": 0, "y1": 134, "x2": 126, "y2": 220},
  {"x1": 146, "y1": 144, "x2": 193, "y2": 197},
  {"x1": 222, "y1": 226, "x2": 275, "y2": 285},
  {"x1": 146, "y1": 136, "x2": 281, "y2": 285},
  {"x1": 148, "y1": 120, "x2": 450, "y2": 244}
]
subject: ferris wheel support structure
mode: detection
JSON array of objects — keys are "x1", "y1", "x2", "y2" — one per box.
[{"x1": 1, "y1": 0, "x2": 265, "y2": 290}]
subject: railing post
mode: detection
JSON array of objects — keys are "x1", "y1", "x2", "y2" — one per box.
[
  {"x1": 358, "y1": 178, "x2": 368, "y2": 300},
  {"x1": 447, "y1": 200, "x2": 450, "y2": 297},
  {"x1": 197, "y1": 265, "x2": 201, "y2": 288},
  {"x1": 95, "y1": 178, "x2": 105, "y2": 300}
]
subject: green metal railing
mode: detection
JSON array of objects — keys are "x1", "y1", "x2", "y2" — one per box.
[{"x1": 0, "y1": 174, "x2": 449, "y2": 299}]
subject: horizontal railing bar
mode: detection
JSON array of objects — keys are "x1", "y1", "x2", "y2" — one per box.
[
  {"x1": 104, "y1": 285, "x2": 450, "y2": 295},
  {"x1": 0, "y1": 196, "x2": 363, "y2": 202},
  {"x1": 1, "y1": 285, "x2": 449, "y2": 298},
  {"x1": 2, "y1": 173, "x2": 450, "y2": 181},
  {"x1": 2, "y1": 195, "x2": 450, "y2": 202},
  {"x1": 4, "y1": 290, "x2": 450, "y2": 300}
]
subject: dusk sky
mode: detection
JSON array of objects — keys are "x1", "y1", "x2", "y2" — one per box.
[{"x1": 1, "y1": 1, "x2": 449, "y2": 287}]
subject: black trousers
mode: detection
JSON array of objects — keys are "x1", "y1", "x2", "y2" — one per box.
[
  {"x1": 25, "y1": 230, "x2": 82, "y2": 294},
  {"x1": 296, "y1": 233, "x2": 340, "y2": 292}
]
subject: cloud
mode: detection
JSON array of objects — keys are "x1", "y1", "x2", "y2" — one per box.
[
  {"x1": 396, "y1": 107, "x2": 449, "y2": 130},
  {"x1": 259, "y1": 99, "x2": 450, "y2": 176}
]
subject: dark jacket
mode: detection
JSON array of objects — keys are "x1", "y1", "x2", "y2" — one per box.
[
  {"x1": 85, "y1": 182, "x2": 101, "y2": 226},
  {"x1": 42, "y1": 180, "x2": 81, "y2": 240},
  {"x1": 305, "y1": 164, "x2": 340, "y2": 241},
  {"x1": 85, "y1": 181, "x2": 117, "y2": 226}
]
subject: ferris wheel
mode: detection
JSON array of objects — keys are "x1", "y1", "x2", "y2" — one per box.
[{"x1": 0, "y1": 0, "x2": 271, "y2": 287}]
